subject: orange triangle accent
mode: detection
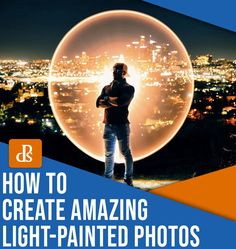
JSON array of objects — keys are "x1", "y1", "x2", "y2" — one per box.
[{"x1": 150, "y1": 166, "x2": 236, "y2": 221}]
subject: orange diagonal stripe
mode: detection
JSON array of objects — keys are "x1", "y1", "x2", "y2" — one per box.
[{"x1": 150, "y1": 166, "x2": 236, "y2": 221}]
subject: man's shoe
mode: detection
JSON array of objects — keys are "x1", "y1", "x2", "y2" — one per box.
[{"x1": 124, "y1": 178, "x2": 133, "y2": 186}]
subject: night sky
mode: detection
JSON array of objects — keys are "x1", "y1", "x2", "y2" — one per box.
[{"x1": 1, "y1": 0, "x2": 236, "y2": 60}]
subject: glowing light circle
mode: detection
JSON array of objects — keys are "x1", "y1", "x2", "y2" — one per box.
[{"x1": 49, "y1": 10, "x2": 194, "y2": 163}]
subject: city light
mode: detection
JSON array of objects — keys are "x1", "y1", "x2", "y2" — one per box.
[{"x1": 0, "y1": 54, "x2": 235, "y2": 154}]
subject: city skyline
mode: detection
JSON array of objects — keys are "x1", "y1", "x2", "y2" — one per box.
[
  {"x1": 0, "y1": 52, "x2": 236, "y2": 173},
  {"x1": 1, "y1": 50, "x2": 235, "y2": 156},
  {"x1": 1, "y1": 53, "x2": 236, "y2": 83},
  {"x1": 0, "y1": 49, "x2": 235, "y2": 174}
]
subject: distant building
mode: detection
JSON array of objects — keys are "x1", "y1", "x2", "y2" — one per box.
[{"x1": 193, "y1": 54, "x2": 213, "y2": 66}]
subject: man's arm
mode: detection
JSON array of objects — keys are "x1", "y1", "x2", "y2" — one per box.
[
  {"x1": 108, "y1": 86, "x2": 134, "y2": 107},
  {"x1": 96, "y1": 87, "x2": 112, "y2": 108},
  {"x1": 107, "y1": 96, "x2": 119, "y2": 106}
]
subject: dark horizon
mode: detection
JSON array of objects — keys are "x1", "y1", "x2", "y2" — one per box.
[{"x1": 1, "y1": 0, "x2": 236, "y2": 60}]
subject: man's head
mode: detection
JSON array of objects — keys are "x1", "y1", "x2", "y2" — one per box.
[{"x1": 113, "y1": 63, "x2": 129, "y2": 80}]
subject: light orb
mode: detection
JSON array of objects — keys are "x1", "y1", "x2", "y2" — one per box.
[{"x1": 49, "y1": 10, "x2": 194, "y2": 162}]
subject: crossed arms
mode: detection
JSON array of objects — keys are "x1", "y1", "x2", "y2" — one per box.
[
  {"x1": 96, "y1": 86, "x2": 134, "y2": 109},
  {"x1": 96, "y1": 96, "x2": 118, "y2": 108}
]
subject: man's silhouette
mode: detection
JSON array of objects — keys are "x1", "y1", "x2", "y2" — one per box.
[{"x1": 96, "y1": 63, "x2": 135, "y2": 186}]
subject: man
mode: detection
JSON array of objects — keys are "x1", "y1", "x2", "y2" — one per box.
[{"x1": 96, "y1": 63, "x2": 135, "y2": 186}]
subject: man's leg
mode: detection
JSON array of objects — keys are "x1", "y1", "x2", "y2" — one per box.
[
  {"x1": 118, "y1": 125, "x2": 133, "y2": 184},
  {"x1": 103, "y1": 125, "x2": 116, "y2": 178}
]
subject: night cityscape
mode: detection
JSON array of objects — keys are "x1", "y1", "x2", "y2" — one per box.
[{"x1": 0, "y1": 35, "x2": 235, "y2": 182}]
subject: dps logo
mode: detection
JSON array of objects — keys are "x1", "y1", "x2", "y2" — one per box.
[{"x1": 9, "y1": 139, "x2": 42, "y2": 168}]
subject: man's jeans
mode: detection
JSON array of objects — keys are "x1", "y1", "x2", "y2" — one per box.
[{"x1": 103, "y1": 124, "x2": 133, "y2": 179}]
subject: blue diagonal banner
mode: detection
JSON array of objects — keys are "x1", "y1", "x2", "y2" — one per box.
[
  {"x1": 144, "y1": 0, "x2": 236, "y2": 32},
  {"x1": 0, "y1": 142, "x2": 236, "y2": 248}
]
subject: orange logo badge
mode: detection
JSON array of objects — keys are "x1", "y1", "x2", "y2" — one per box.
[{"x1": 9, "y1": 139, "x2": 42, "y2": 168}]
